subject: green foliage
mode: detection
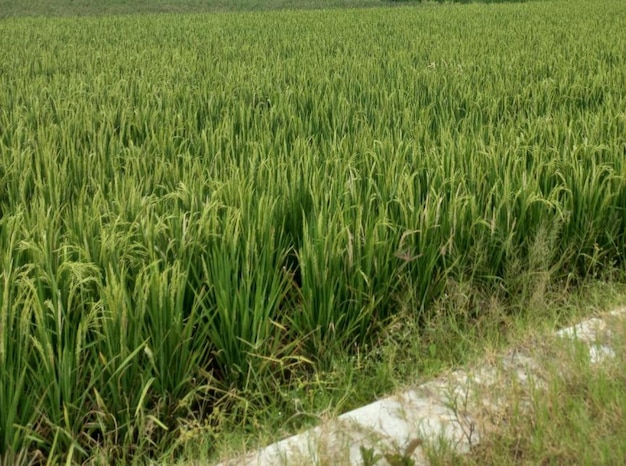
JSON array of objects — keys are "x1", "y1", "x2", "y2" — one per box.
[{"x1": 0, "y1": 0, "x2": 625, "y2": 462}]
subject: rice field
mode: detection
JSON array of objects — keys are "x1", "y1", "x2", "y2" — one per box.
[{"x1": 0, "y1": 0, "x2": 625, "y2": 462}]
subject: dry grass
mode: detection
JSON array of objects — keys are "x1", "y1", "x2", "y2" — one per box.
[{"x1": 426, "y1": 308, "x2": 626, "y2": 465}]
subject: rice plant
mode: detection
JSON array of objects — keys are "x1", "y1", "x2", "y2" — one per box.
[{"x1": 0, "y1": 0, "x2": 624, "y2": 461}]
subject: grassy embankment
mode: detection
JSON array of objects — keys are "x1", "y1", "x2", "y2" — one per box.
[
  {"x1": 0, "y1": 0, "x2": 530, "y2": 18},
  {"x1": 425, "y1": 306, "x2": 626, "y2": 466},
  {"x1": 1, "y1": 0, "x2": 398, "y2": 18},
  {"x1": 0, "y1": 0, "x2": 625, "y2": 463}
]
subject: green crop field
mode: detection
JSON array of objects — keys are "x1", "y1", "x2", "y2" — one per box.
[{"x1": 0, "y1": 0, "x2": 625, "y2": 463}]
